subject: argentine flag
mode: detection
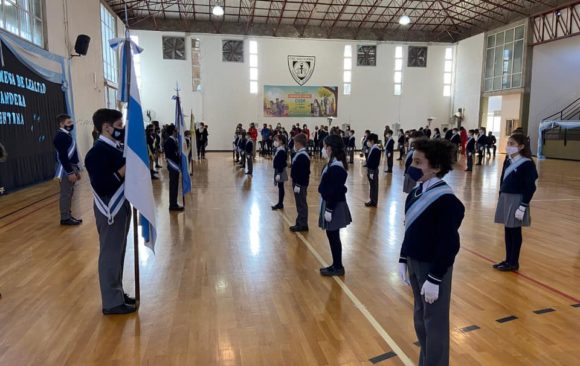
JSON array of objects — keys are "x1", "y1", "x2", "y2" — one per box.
[
  {"x1": 173, "y1": 93, "x2": 192, "y2": 195},
  {"x1": 110, "y1": 33, "x2": 157, "y2": 251}
]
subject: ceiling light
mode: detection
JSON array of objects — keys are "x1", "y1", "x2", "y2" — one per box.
[
  {"x1": 399, "y1": 15, "x2": 411, "y2": 26},
  {"x1": 212, "y1": 5, "x2": 224, "y2": 16}
]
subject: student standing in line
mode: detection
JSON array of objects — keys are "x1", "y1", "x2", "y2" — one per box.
[
  {"x1": 397, "y1": 129, "x2": 406, "y2": 160},
  {"x1": 163, "y1": 124, "x2": 184, "y2": 212},
  {"x1": 238, "y1": 131, "x2": 247, "y2": 170},
  {"x1": 347, "y1": 129, "x2": 356, "y2": 164},
  {"x1": 493, "y1": 133, "x2": 538, "y2": 272},
  {"x1": 361, "y1": 129, "x2": 370, "y2": 166},
  {"x1": 318, "y1": 134, "x2": 352, "y2": 276},
  {"x1": 487, "y1": 131, "x2": 497, "y2": 158},
  {"x1": 465, "y1": 129, "x2": 475, "y2": 172},
  {"x1": 403, "y1": 131, "x2": 425, "y2": 193},
  {"x1": 272, "y1": 135, "x2": 288, "y2": 210},
  {"x1": 245, "y1": 132, "x2": 254, "y2": 176},
  {"x1": 233, "y1": 127, "x2": 241, "y2": 163},
  {"x1": 432, "y1": 128, "x2": 441, "y2": 140},
  {"x1": 383, "y1": 130, "x2": 394, "y2": 173},
  {"x1": 398, "y1": 139, "x2": 465, "y2": 366},
  {"x1": 476, "y1": 127, "x2": 487, "y2": 165},
  {"x1": 365, "y1": 133, "x2": 381, "y2": 207},
  {"x1": 290, "y1": 133, "x2": 310, "y2": 232}
]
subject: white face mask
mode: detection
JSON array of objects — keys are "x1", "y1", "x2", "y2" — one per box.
[
  {"x1": 506, "y1": 146, "x2": 519, "y2": 155},
  {"x1": 322, "y1": 147, "x2": 329, "y2": 159},
  {"x1": 367, "y1": 141, "x2": 372, "y2": 148},
  {"x1": 274, "y1": 141, "x2": 280, "y2": 148}
]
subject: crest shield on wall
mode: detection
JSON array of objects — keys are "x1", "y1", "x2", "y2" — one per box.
[{"x1": 288, "y1": 56, "x2": 315, "y2": 85}]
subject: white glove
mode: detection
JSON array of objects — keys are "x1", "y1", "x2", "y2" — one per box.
[
  {"x1": 468, "y1": 152, "x2": 472, "y2": 157},
  {"x1": 388, "y1": 153, "x2": 392, "y2": 158},
  {"x1": 398, "y1": 263, "x2": 410, "y2": 286},
  {"x1": 275, "y1": 174, "x2": 281, "y2": 182},
  {"x1": 369, "y1": 173, "x2": 374, "y2": 180},
  {"x1": 293, "y1": 185, "x2": 301, "y2": 194},
  {"x1": 515, "y1": 205, "x2": 526, "y2": 221},
  {"x1": 324, "y1": 210, "x2": 332, "y2": 222},
  {"x1": 421, "y1": 281, "x2": 439, "y2": 304}
]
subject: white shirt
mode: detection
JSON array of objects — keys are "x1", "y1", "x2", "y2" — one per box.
[
  {"x1": 421, "y1": 177, "x2": 442, "y2": 192},
  {"x1": 99, "y1": 135, "x2": 122, "y2": 150},
  {"x1": 59, "y1": 127, "x2": 70, "y2": 134},
  {"x1": 510, "y1": 153, "x2": 522, "y2": 163}
]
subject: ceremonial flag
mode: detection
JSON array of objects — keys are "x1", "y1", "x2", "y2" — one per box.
[{"x1": 173, "y1": 91, "x2": 191, "y2": 195}]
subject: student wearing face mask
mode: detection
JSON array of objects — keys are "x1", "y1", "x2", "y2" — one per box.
[
  {"x1": 53, "y1": 114, "x2": 82, "y2": 225},
  {"x1": 493, "y1": 133, "x2": 538, "y2": 272},
  {"x1": 290, "y1": 133, "x2": 310, "y2": 232},
  {"x1": 403, "y1": 131, "x2": 425, "y2": 193},
  {"x1": 397, "y1": 129, "x2": 406, "y2": 160},
  {"x1": 85, "y1": 109, "x2": 136, "y2": 315},
  {"x1": 383, "y1": 130, "x2": 394, "y2": 173},
  {"x1": 347, "y1": 129, "x2": 356, "y2": 164},
  {"x1": 272, "y1": 135, "x2": 288, "y2": 210},
  {"x1": 163, "y1": 124, "x2": 184, "y2": 212},
  {"x1": 361, "y1": 130, "x2": 371, "y2": 166},
  {"x1": 398, "y1": 139, "x2": 465, "y2": 366},
  {"x1": 318, "y1": 135, "x2": 352, "y2": 276},
  {"x1": 365, "y1": 134, "x2": 381, "y2": 207},
  {"x1": 465, "y1": 129, "x2": 475, "y2": 172}
]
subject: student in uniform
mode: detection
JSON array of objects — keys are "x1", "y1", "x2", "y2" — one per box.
[
  {"x1": 397, "y1": 129, "x2": 406, "y2": 160},
  {"x1": 318, "y1": 134, "x2": 352, "y2": 276},
  {"x1": 443, "y1": 127, "x2": 453, "y2": 141},
  {"x1": 53, "y1": 114, "x2": 82, "y2": 225},
  {"x1": 347, "y1": 129, "x2": 356, "y2": 164},
  {"x1": 450, "y1": 128, "x2": 461, "y2": 162},
  {"x1": 432, "y1": 128, "x2": 442, "y2": 140},
  {"x1": 476, "y1": 127, "x2": 487, "y2": 165},
  {"x1": 146, "y1": 124, "x2": 159, "y2": 180},
  {"x1": 487, "y1": 131, "x2": 497, "y2": 158},
  {"x1": 85, "y1": 109, "x2": 136, "y2": 315},
  {"x1": 272, "y1": 135, "x2": 288, "y2": 210},
  {"x1": 361, "y1": 130, "x2": 370, "y2": 166},
  {"x1": 245, "y1": 133, "x2": 254, "y2": 176},
  {"x1": 238, "y1": 131, "x2": 247, "y2": 170},
  {"x1": 383, "y1": 130, "x2": 394, "y2": 173},
  {"x1": 398, "y1": 139, "x2": 465, "y2": 366},
  {"x1": 493, "y1": 133, "x2": 538, "y2": 272},
  {"x1": 365, "y1": 133, "x2": 381, "y2": 207},
  {"x1": 465, "y1": 129, "x2": 475, "y2": 172},
  {"x1": 233, "y1": 127, "x2": 241, "y2": 163},
  {"x1": 163, "y1": 124, "x2": 184, "y2": 212},
  {"x1": 290, "y1": 133, "x2": 310, "y2": 232},
  {"x1": 403, "y1": 131, "x2": 425, "y2": 193}
]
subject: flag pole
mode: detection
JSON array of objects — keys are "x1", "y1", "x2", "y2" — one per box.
[{"x1": 123, "y1": 3, "x2": 141, "y2": 307}]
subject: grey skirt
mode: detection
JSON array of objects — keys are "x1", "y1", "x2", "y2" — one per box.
[
  {"x1": 319, "y1": 200, "x2": 352, "y2": 231},
  {"x1": 274, "y1": 168, "x2": 288, "y2": 184},
  {"x1": 494, "y1": 193, "x2": 531, "y2": 228},
  {"x1": 403, "y1": 174, "x2": 417, "y2": 193}
]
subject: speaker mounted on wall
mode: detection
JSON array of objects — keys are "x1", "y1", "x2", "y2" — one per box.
[{"x1": 71, "y1": 35, "x2": 91, "y2": 58}]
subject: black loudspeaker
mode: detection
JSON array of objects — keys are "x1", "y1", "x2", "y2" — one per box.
[{"x1": 74, "y1": 35, "x2": 91, "y2": 56}]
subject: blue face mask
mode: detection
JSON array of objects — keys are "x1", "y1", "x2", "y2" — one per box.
[{"x1": 407, "y1": 166, "x2": 423, "y2": 181}]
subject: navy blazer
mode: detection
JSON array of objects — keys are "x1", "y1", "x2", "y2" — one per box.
[{"x1": 318, "y1": 163, "x2": 348, "y2": 210}]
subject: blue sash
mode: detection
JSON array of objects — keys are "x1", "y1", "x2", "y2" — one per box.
[
  {"x1": 93, "y1": 184, "x2": 126, "y2": 225},
  {"x1": 502, "y1": 157, "x2": 531, "y2": 181},
  {"x1": 404, "y1": 182, "x2": 454, "y2": 231}
]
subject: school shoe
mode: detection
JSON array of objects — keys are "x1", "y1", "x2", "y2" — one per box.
[
  {"x1": 169, "y1": 205, "x2": 185, "y2": 212},
  {"x1": 496, "y1": 263, "x2": 519, "y2": 272},
  {"x1": 385, "y1": 170, "x2": 392, "y2": 173},
  {"x1": 289, "y1": 225, "x2": 309, "y2": 232},
  {"x1": 71, "y1": 217, "x2": 83, "y2": 224},
  {"x1": 124, "y1": 293, "x2": 136, "y2": 305},
  {"x1": 465, "y1": 169, "x2": 472, "y2": 172},
  {"x1": 102, "y1": 303, "x2": 137, "y2": 315},
  {"x1": 320, "y1": 266, "x2": 345, "y2": 277},
  {"x1": 60, "y1": 218, "x2": 81, "y2": 226},
  {"x1": 492, "y1": 261, "x2": 507, "y2": 269},
  {"x1": 365, "y1": 202, "x2": 377, "y2": 207},
  {"x1": 271, "y1": 204, "x2": 284, "y2": 210}
]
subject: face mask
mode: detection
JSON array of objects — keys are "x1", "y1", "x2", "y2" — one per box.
[
  {"x1": 112, "y1": 127, "x2": 125, "y2": 142},
  {"x1": 273, "y1": 141, "x2": 279, "y2": 148},
  {"x1": 387, "y1": 135, "x2": 392, "y2": 139},
  {"x1": 64, "y1": 124, "x2": 74, "y2": 132},
  {"x1": 506, "y1": 146, "x2": 519, "y2": 155},
  {"x1": 322, "y1": 147, "x2": 329, "y2": 159},
  {"x1": 367, "y1": 141, "x2": 372, "y2": 148},
  {"x1": 407, "y1": 166, "x2": 424, "y2": 181}
]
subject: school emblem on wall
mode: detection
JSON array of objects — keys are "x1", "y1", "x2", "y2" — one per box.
[{"x1": 288, "y1": 55, "x2": 315, "y2": 85}]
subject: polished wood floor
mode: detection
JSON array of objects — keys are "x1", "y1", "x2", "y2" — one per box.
[{"x1": 0, "y1": 152, "x2": 579, "y2": 366}]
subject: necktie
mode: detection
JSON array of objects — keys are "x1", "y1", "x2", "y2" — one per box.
[{"x1": 417, "y1": 183, "x2": 424, "y2": 194}]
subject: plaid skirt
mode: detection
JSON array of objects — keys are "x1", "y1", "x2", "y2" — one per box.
[
  {"x1": 494, "y1": 192, "x2": 531, "y2": 228},
  {"x1": 319, "y1": 200, "x2": 352, "y2": 231}
]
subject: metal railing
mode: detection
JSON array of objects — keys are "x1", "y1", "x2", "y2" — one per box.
[{"x1": 542, "y1": 96, "x2": 580, "y2": 121}]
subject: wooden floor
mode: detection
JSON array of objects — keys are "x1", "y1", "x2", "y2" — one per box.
[{"x1": 0, "y1": 152, "x2": 579, "y2": 366}]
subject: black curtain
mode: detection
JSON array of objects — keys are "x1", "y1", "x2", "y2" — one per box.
[{"x1": 0, "y1": 42, "x2": 67, "y2": 194}]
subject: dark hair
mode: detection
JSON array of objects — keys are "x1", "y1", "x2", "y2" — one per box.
[
  {"x1": 293, "y1": 133, "x2": 307, "y2": 147},
  {"x1": 56, "y1": 114, "x2": 71, "y2": 126},
  {"x1": 367, "y1": 133, "x2": 378, "y2": 143},
  {"x1": 92, "y1": 109, "x2": 123, "y2": 133},
  {"x1": 509, "y1": 133, "x2": 532, "y2": 158},
  {"x1": 409, "y1": 130, "x2": 425, "y2": 139},
  {"x1": 413, "y1": 139, "x2": 456, "y2": 178},
  {"x1": 323, "y1": 134, "x2": 348, "y2": 171},
  {"x1": 166, "y1": 124, "x2": 176, "y2": 135},
  {"x1": 274, "y1": 134, "x2": 287, "y2": 145}
]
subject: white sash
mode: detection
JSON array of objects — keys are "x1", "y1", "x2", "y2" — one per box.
[
  {"x1": 322, "y1": 159, "x2": 345, "y2": 176},
  {"x1": 274, "y1": 146, "x2": 285, "y2": 159},
  {"x1": 292, "y1": 149, "x2": 310, "y2": 164},
  {"x1": 167, "y1": 159, "x2": 180, "y2": 172},
  {"x1": 93, "y1": 184, "x2": 126, "y2": 225},
  {"x1": 369, "y1": 144, "x2": 380, "y2": 156},
  {"x1": 503, "y1": 157, "x2": 531, "y2": 181},
  {"x1": 55, "y1": 136, "x2": 77, "y2": 178},
  {"x1": 405, "y1": 148, "x2": 414, "y2": 163},
  {"x1": 404, "y1": 182, "x2": 454, "y2": 231}
]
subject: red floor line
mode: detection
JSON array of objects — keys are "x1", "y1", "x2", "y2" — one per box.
[
  {"x1": 462, "y1": 246, "x2": 580, "y2": 304},
  {"x1": 0, "y1": 192, "x2": 59, "y2": 220},
  {"x1": 0, "y1": 198, "x2": 59, "y2": 229}
]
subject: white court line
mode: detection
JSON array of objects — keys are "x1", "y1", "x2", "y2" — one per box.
[{"x1": 276, "y1": 211, "x2": 415, "y2": 366}]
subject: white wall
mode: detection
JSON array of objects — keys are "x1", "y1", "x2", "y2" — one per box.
[
  {"x1": 135, "y1": 30, "x2": 455, "y2": 150},
  {"x1": 453, "y1": 33, "x2": 485, "y2": 130},
  {"x1": 528, "y1": 35, "x2": 580, "y2": 153}
]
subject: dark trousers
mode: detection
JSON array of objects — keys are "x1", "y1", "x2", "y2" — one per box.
[
  {"x1": 504, "y1": 227, "x2": 523, "y2": 265},
  {"x1": 347, "y1": 147, "x2": 354, "y2": 163},
  {"x1": 234, "y1": 149, "x2": 239, "y2": 162},
  {"x1": 169, "y1": 169, "x2": 180, "y2": 207},
  {"x1": 398, "y1": 145, "x2": 405, "y2": 160},
  {"x1": 488, "y1": 145, "x2": 496, "y2": 157},
  {"x1": 367, "y1": 169, "x2": 379, "y2": 205},
  {"x1": 246, "y1": 154, "x2": 253, "y2": 174},
  {"x1": 384, "y1": 151, "x2": 393, "y2": 172},
  {"x1": 466, "y1": 152, "x2": 473, "y2": 170},
  {"x1": 326, "y1": 229, "x2": 343, "y2": 269},
  {"x1": 94, "y1": 200, "x2": 131, "y2": 309},
  {"x1": 293, "y1": 184, "x2": 308, "y2": 227},
  {"x1": 477, "y1": 148, "x2": 484, "y2": 165},
  {"x1": 59, "y1": 169, "x2": 77, "y2": 220},
  {"x1": 277, "y1": 182, "x2": 285, "y2": 206},
  {"x1": 408, "y1": 259, "x2": 453, "y2": 366}
]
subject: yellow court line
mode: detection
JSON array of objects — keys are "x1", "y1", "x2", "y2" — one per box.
[{"x1": 276, "y1": 210, "x2": 415, "y2": 366}]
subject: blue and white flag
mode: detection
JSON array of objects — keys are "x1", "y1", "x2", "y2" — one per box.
[
  {"x1": 173, "y1": 92, "x2": 192, "y2": 195},
  {"x1": 110, "y1": 33, "x2": 157, "y2": 251}
]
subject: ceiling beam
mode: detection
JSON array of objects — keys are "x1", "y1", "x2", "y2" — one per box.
[{"x1": 327, "y1": 0, "x2": 352, "y2": 38}]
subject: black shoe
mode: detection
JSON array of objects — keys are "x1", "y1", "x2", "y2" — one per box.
[
  {"x1": 151, "y1": 175, "x2": 159, "y2": 180},
  {"x1": 169, "y1": 206, "x2": 185, "y2": 212},
  {"x1": 245, "y1": 172, "x2": 253, "y2": 176},
  {"x1": 155, "y1": 165, "x2": 162, "y2": 169},
  {"x1": 60, "y1": 218, "x2": 81, "y2": 226},
  {"x1": 271, "y1": 204, "x2": 284, "y2": 210},
  {"x1": 71, "y1": 217, "x2": 83, "y2": 224},
  {"x1": 290, "y1": 225, "x2": 309, "y2": 232},
  {"x1": 386, "y1": 170, "x2": 392, "y2": 173},
  {"x1": 396, "y1": 158, "x2": 402, "y2": 161},
  {"x1": 124, "y1": 293, "x2": 136, "y2": 305},
  {"x1": 102, "y1": 303, "x2": 137, "y2": 315},
  {"x1": 492, "y1": 261, "x2": 507, "y2": 269},
  {"x1": 465, "y1": 169, "x2": 472, "y2": 172},
  {"x1": 320, "y1": 266, "x2": 345, "y2": 277},
  {"x1": 497, "y1": 263, "x2": 518, "y2": 272},
  {"x1": 365, "y1": 202, "x2": 377, "y2": 207}
]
